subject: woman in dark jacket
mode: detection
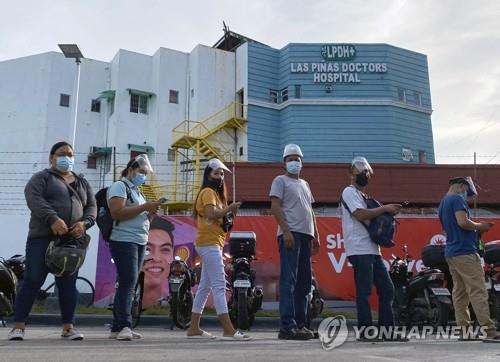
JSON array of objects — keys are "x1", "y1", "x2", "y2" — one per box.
[{"x1": 7, "y1": 141, "x2": 96, "y2": 341}]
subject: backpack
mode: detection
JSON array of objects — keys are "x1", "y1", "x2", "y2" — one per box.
[
  {"x1": 341, "y1": 189, "x2": 397, "y2": 248},
  {"x1": 95, "y1": 180, "x2": 133, "y2": 240}
]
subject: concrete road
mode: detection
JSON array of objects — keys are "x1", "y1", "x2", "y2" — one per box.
[{"x1": 0, "y1": 326, "x2": 499, "y2": 362}]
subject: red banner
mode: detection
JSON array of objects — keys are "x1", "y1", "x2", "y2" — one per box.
[
  {"x1": 230, "y1": 216, "x2": 500, "y2": 307},
  {"x1": 95, "y1": 216, "x2": 500, "y2": 309}
]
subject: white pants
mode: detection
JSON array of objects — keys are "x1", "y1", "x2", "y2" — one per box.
[{"x1": 192, "y1": 245, "x2": 228, "y2": 315}]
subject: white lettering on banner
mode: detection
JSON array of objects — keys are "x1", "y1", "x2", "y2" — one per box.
[
  {"x1": 328, "y1": 252, "x2": 349, "y2": 273},
  {"x1": 290, "y1": 61, "x2": 388, "y2": 84},
  {"x1": 323, "y1": 233, "x2": 425, "y2": 274},
  {"x1": 327, "y1": 251, "x2": 426, "y2": 274},
  {"x1": 326, "y1": 233, "x2": 345, "y2": 249}
]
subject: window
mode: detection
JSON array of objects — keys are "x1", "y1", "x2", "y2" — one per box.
[
  {"x1": 60, "y1": 94, "x2": 70, "y2": 107},
  {"x1": 280, "y1": 88, "x2": 289, "y2": 102},
  {"x1": 167, "y1": 148, "x2": 175, "y2": 161},
  {"x1": 130, "y1": 94, "x2": 148, "y2": 114},
  {"x1": 239, "y1": 147, "x2": 244, "y2": 157},
  {"x1": 169, "y1": 90, "x2": 179, "y2": 104},
  {"x1": 295, "y1": 85, "x2": 301, "y2": 99},
  {"x1": 413, "y1": 92, "x2": 422, "y2": 106},
  {"x1": 191, "y1": 89, "x2": 195, "y2": 98},
  {"x1": 87, "y1": 156, "x2": 97, "y2": 169},
  {"x1": 270, "y1": 89, "x2": 278, "y2": 103},
  {"x1": 91, "y1": 99, "x2": 101, "y2": 113},
  {"x1": 397, "y1": 88, "x2": 406, "y2": 103},
  {"x1": 419, "y1": 150, "x2": 427, "y2": 163}
]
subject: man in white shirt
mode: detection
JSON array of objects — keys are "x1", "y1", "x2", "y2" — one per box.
[{"x1": 341, "y1": 157, "x2": 402, "y2": 341}]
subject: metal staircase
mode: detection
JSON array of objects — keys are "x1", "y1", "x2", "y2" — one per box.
[{"x1": 167, "y1": 102, "x2": 247, "y2": 211}]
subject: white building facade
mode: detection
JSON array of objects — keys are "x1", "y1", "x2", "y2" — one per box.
[{"x1": 0, "y1": 43, "x2": 248, "y2": 281}]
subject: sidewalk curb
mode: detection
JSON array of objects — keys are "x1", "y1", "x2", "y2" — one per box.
[{"x1": 4, "y1": 314, "x2": 359, "y2": 329}]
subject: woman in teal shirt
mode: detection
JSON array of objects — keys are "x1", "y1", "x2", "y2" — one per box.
[{"x1": 107, "y1": 154, "x2": 161, "y2": 341}]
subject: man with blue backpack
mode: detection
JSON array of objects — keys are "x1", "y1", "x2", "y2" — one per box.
[{"x1": 341, "y1": 157, "x2": 404, "y2": 341}]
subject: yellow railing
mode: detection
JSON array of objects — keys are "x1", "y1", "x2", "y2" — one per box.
[{"x1": 172, "y1": 102, "x2": 247, "y2": 146}]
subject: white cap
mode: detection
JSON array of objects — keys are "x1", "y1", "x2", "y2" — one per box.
[
  {"x1": 207, "y1": 159, "x2": 232, "y2": 173},
  {"x1": 283, "y1": 144, "x2": 303, "y2": 159}
]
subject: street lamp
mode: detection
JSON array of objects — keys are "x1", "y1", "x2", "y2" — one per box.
[{"x1": 58, "y1": 44, "x2": 84, "y2": 148}]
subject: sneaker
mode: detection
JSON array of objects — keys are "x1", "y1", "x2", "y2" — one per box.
[
  {"x1": 110, "y1": 329, "x2": 142, "y2": 340},
  {"x1": 116, "y1": 327, "x2": 134, "y2": 341},
  {"x1": 295, "y1": 327, "x2": 315, "y2": 340},
  {"x1": 61, "y1": 329, "x2": 84, "y2": 340},
  {"x1": 278, "y1": 328, "x2": 297, "y2": 340},
  {"x1": 8, "y1": 328, "x2": 24, "y2": 341}
]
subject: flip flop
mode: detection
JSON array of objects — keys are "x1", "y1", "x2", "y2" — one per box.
[
  {"x1": 221, "y1": 331, "x2": 252, "y2": 341},
  {"x1": 186, "y1": 331, "x2": 217, "y2": 339}
]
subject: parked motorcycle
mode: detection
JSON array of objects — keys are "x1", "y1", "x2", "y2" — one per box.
[
  {"x1": 0, "y1": 255, "x2": 23, "y2": 325},
  {"x1": 226, "y1": 232, "x2": 263, "y2": 330},
  {"x1": 484, "y1": 240, "x2": 500, "y2": 329},
  {"x1": 391, "y1": 245, "x2": 451, "y2": 328},
  {"x1": 423, "y1": 242, "x2": 500, "y2": 329},
  {"x1": 168, "y1": 255, "x2": 197, "y2": 330}
]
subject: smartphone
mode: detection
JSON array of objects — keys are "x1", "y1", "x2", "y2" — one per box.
[{"x1": 158, "y1": 197, "x2": 168, "y2": 204}]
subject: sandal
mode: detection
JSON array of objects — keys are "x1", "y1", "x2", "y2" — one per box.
[
  {"x1": 221, "y1": 330, "x2": 252, "y2": 341},
  {"x1": 187, "y1": 331, "x2": 217, "y2": 339}
]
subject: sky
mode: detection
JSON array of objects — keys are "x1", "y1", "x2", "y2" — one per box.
[{"x1": 0, "y1": 0, "x2": 499, "y2": 164}]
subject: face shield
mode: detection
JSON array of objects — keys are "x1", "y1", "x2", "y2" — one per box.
[
  {"x1": 449, "y1": 176, "x2": 478, "y2": 196},
  {"x1": 351, "y1": 156, "x2": 373, "y2": 175},
  {"x1": 134, "y1": 154, "x2": 154, "y2": 174}
]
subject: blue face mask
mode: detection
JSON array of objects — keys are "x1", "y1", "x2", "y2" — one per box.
[
  {"x1": 56, "y1": 156, "x2": 74, "y2": 172},
  {"x1": 286, "y1": 160, "x2": 302, "y2": 175},
  {"x1": 459, "y1": 192, "x2": 468, "y2": 200},
  {"x1": 131, "y1": 173, "x2": 146, "y2": 186}
]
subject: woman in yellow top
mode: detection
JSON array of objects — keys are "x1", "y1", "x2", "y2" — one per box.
[{"x1": 186, "y1": 159, "x2": 251, "y2": 340}]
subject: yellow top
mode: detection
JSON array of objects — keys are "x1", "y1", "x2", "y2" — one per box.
[{"x1": 195, "y1": 188, "x2": 226, "y2": 248}]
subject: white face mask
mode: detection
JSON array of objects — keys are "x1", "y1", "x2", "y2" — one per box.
[
  {"x1": 286, "y1": 160, "x2": 302, "y2": 174},
  {"x1": 55, "y1": 156, "x2": 75, "y2": 172}
]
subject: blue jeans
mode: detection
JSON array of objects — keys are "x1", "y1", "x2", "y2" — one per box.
[
  {"x1": 278, "y1": 232, "x2": 312, "y2": 331},
  {"x1": 348, "y1": 254, "x2": 395, "y2": 329},
  {"x1": 14, "y1": 238, "x2": 78, "y2": 324},
  {"x1": 108, "y1": 240, "x2": 145, "y2": 332}
]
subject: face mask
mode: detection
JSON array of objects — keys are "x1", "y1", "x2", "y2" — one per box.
[
  {"x1": 355, "y1": 172, "x2": 369, "y2": 187},
  {"x1": 55, "y1": 156, "x2": 74, "y2": 172},
  {"x1": 207, "y1": 177, "x2": 224, "y2": 190},
  {"x1": 286, "y1": 160, "x2": 302, "y2": 174},
  {"x1": 131, "y1": 173, "x2": 146, "y2": 186},
  {"x1": 459, "y1": 192, "x2": 468, "y2": 200}
]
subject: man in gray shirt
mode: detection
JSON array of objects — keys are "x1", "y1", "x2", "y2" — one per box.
[{"x1": 269, "y1": 144, "x2": 320, "y2": 340}]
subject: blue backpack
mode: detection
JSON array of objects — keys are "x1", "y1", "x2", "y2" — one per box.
[{"x1": 341, "y1": 192, "x2": 397, "y2": 248}]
